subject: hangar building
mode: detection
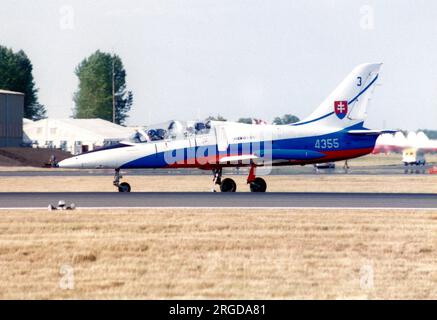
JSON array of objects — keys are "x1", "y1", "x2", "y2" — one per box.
[
  {"x1": 0, "y1": 89, "x2": 24, "y2": 147},
  {"x1": 23, "y1": 118, "x2": 134, "y2": 154}
]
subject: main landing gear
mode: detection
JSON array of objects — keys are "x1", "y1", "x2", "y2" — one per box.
[
  {"x1": 114, "y1": 169, "x2": 131, "y2": 192},
  {"x1": 249, "y1": 177, "x2": 267, "y2": 192},
  {"x1": 247, "y1": 165, "x2": 267, "y2": 193},
  {"x1": 113, "y1": 166, "x2": 267, "y2": 193},
  {"x1": 211, "y1": 165, "x2": 267, "y2": 193}
]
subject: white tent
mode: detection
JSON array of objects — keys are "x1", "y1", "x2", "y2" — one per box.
[{"x1": 24, "y1": 118, "x2": 134, "y2": 154}]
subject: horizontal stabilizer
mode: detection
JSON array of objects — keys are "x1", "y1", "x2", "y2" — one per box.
[{"x1": 348, "y1": 129, "x2": 397, "y2": 136}]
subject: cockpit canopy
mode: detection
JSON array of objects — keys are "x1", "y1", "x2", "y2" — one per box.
[{"x1": 127, "y1": 120, "x2": 213, "y2": 143}]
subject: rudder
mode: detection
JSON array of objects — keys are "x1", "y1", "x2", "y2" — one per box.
[{"x1": 294, "y1": 63, "x2": 382, "y2": 128}]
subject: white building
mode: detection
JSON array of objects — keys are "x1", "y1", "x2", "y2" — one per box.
[{"x1": 23, "y1": 118, "x2": 134, "y2": 154}]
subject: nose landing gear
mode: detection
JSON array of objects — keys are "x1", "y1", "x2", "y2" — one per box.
[
  {"x1": 211, "y1": 168, "x2": 237, "y2": 192},
  {"x1": 114, "y1": 169, "x2": 131, "y2": 192}
]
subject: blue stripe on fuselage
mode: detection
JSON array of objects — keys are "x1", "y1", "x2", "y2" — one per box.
[{"x1": 120, "y1": 123, "x2": 378, "y2": 169}]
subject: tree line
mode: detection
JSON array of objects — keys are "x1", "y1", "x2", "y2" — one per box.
[
  {"x1": 207, "y1": 114, "x2": 300, "y2": 125},
  {"x1": 0, "y1": 45, "x2": 300, "y2": 126},
  {"x1": 0, "y1": 46, "x2": 132, "y2": 124},
  {"x1": 3, "y1": 44, "x2": 435, "y2": 132},
  {"x1": 73, "y1": 51, "x2": 132, "y2": 125},
  {"x1": 0, "y1": 46, "x2": 46, "y2": 120}
]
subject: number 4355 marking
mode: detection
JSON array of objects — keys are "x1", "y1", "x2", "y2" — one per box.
[{"x1": 315, "y1": 138, "x2": 340, "y2": 149}]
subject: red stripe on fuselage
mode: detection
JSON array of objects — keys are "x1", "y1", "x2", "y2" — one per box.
[
  {"x1": 263, "y1": 147, "x2": 374, "y2": 167},
  {"x1": 165, "y1": 147, "x2": 374, "y2": 169},
  {"x1": 287, "y1": 147, "x2": 374, "y2": 166}
]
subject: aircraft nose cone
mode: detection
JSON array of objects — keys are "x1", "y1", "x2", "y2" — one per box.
[{"x1": 58, "y1": 157, "x2": 82, "y2": 169}]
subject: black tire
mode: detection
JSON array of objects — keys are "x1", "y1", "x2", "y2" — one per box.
[
  {"x1": 250, "y1": 177, "x2": 267, "y2": 192},
  {"x1": 118, "y1": 182, "x2": 131, "y2": 192},
  {"x1": 220, "y1": 178, "x2": 237, "y2": 192}
]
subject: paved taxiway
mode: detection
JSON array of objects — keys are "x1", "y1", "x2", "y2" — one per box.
[
  {"x1": 0, "y1": 164, "x2": 431, "y2": 177},
  {"x1": 0, "y1": 192, "x2": 435, "y2": 209}
]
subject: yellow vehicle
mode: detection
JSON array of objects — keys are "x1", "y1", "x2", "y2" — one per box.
[{"x1": 402, "y1": 148, "x2": 426, "y2": 166}]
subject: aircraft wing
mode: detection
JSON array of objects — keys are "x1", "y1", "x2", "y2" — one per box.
[
  {"x1": 347, "y1": 129, "x2": 397, "y2": 136},
  {"x1": 219, "y1": 154, "x2": 258, "y2": 163},
  {"x1": 219, "y1": 149, "x2": 325, "y2": 163},
  {"x1": 264, "y1": 149, "x2": 325, "y2": 160}
]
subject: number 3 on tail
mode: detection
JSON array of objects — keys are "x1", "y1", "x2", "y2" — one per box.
[{"x1": 357, "y1": 76, "x2": 362, "y2": 86}]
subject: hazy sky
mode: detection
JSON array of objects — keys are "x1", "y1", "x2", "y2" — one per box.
[{"x1": 1, "y1": 0, "x2": 436, "y2": 130}]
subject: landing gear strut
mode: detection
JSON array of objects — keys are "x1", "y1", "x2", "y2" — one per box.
[
  {"x1": 211, "y1": 168, "x2": 237, "y2": 192},
  {"x1": 114, "y1": 169, "x2": 131, "y2": 192},
  {"x1": 247, "y1": 165, "x2": 267, "y2": 192},
  {"x1": 212, "y1": 168, "x2": 222, "y2": 187}
]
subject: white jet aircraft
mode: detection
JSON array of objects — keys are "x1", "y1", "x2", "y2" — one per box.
[{"x1": 59, "y1": 63, "x2": 393, "y2": 192}]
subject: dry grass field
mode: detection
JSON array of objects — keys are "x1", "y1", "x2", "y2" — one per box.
[
  {"x1": 0, "y1": 174, "x2": 436, "y2": 193},
  {"x1": 0, "y1": 157, "x2": 435, "y2": 300},
  {"x1": 0, "y1": 208, "x2": 435, "y2": 299}
]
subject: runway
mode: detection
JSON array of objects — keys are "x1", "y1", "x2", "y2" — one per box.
[
  {"x1": 0, "y1": 164, "x2": 431, "y2": 176},
  {"x1": 0, "y1": 192, "x2": 435, "y2": 209}
]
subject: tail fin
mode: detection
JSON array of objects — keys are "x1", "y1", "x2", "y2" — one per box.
[{"x1": 294, "y1": 63, "x2": 382, "y2": 128}]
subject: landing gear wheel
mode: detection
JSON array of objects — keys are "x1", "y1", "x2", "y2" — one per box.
[
  {"x1": 220, "y1": 178, "x2": 237, "y2": 192},
  {"x1": 118, "y1": 182, "x2": 131, "y2": 193},
  {"x1": 250, "y1": 177, "x2": 267, "y2": 192}
]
